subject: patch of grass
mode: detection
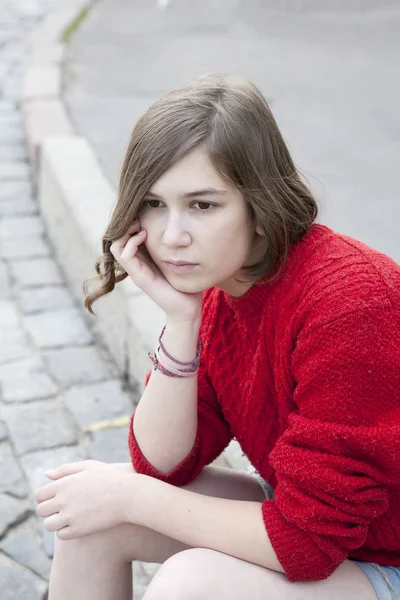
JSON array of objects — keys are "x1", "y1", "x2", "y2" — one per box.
[{"x1": 61, "y1": 6, "x2": 90, "y2": 44}]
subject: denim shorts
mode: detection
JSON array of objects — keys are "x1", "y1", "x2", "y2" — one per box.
[{"x1": 258, "y1": 478, "x2": 400, "y2": 600}]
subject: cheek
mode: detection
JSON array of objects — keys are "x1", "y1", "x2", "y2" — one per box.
[{"x1": 209, "y1": 221, "x2": 251, "y2": 254}]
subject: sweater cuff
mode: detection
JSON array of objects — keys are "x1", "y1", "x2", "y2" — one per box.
[
  {"x1": 261, "y1": 500, "x2": 339, "y2": 582},
  {"x1": 128, "y1": 412, "x2": 201, "y2": 487}
]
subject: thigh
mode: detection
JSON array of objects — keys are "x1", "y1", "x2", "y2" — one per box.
[
  {"x1": 56, "y1": 464, "x2": 266, "y2": 565},
  {"x1": 144, "y1": 548, "x2": 379, "y2": 600},
  {"x1": 123, "y1": 463, "x2": 265, "y2": 563}
]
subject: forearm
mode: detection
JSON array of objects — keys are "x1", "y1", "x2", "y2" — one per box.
[
  {"x1": 129, "y1": 474, "x2": 284, "y2": 573},
  {"x1": 133, "y1": 318, "x2": 201, "y2": 474}
]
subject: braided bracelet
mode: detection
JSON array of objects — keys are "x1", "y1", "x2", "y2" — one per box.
[
  {"x1": 158, "y1": 325, "x2": 202, "y2": 367},
  {"x1": 155, "y1": 348, "x2": 199, "y2": 377},
  {"x1": 148, "y1": 325, "x2": 202, "y2": 378},
  {"x1": 148, "y1": 352, "x2": 199, "y2": 378}
]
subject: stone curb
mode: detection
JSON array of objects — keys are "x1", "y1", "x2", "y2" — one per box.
[{"x1": 20, "y1": 0, "x2": 252, "y2": 474}]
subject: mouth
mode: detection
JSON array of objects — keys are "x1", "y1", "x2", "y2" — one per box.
[
  {"x1": 164, "y1": 261, "x2": 197, "y2": 266},
  {"x1": 163, "y1": 261, "x2": 198, "y2": 273}
]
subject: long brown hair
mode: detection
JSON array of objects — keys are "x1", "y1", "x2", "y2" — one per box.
[{"x1": 84, "y1": 73, "x2": 318, "y2": 315}]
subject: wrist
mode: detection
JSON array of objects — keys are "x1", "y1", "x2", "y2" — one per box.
[
  {"x1": 165, "y1": 316, "x2": 201, "y2": 330},
  {"x1": 124, "y1": 473, "x2": 159, "y2": 527}
]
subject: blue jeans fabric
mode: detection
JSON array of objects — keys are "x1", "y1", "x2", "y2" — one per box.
[{"x1": 258, "y1": 478, "x2": 400, "y2": 599}]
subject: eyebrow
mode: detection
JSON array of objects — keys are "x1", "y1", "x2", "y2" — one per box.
[{"x1": 145, "y1": 188, "x2": 228, "y2": 200}]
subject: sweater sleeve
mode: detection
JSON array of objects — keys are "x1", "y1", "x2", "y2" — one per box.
[
  {"x1": 261, "y1": 306, "x2": 400, "y2": 582},
  {"x1": 128, "y1": 360, "x2": 233, "y2": 487}
]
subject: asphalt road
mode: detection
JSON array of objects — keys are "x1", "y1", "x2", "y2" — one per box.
[{"x1": 64, "y1": 0, "x2": 400, "y2": 262}]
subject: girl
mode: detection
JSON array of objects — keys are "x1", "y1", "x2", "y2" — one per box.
[{"x1": 36, "y1": 74, "x2": 400, "y2": 600}]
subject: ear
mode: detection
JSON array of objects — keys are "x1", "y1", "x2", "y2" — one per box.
[{"x1": 255, "y1": 224, "x2": 264, "y2": 236}]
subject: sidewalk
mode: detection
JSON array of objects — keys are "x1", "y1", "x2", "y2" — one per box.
[
  {"x1": 64, "y1": 0, "x2": 400, "y2": 262},
  {"x1": 0, "y1": 1, "x2": 159, "y2": 597}
]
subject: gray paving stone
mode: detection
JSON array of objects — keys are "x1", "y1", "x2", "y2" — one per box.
[
  {"x1": 42, "y1": 345, "x2": 118, "y2": 387},
  {"x1": 17, "y1": 285, "x2": 73, "y2": 313},
  {"x1": 10, "y1": 257, "x2": 63, "y2": 287},
  {"x1": 64, "y1": 380, "x2": 135, "y2": 429},
  {"x1": 0, "y1": 552, "x2": 47, "y2": 600},
  {"x1": 0, "y1": 115, "x2": 22, "y2": 129},
  {"x1": 141, "y1": 561, "x2": 162, "y2": 579},
  {"x1": 0, "y1": 236, "x2": 49, "y2": 259},
  {"x1": 0, "y1": 180, "x2": 32, "y2": 202},
  {"x1": 133, "y1": 562, "x2": 155, "y2": 600},
  {"x1": 36, "y1": 518, "x2": 55, "y2": 560},
  {"x1": 0, "y1": 301, "x2": 21, "y2": 329},
  {"x1": 0, "y1": 31, "x2": 15, "y2": 47},
  {"x1": 0, "y1": 162, "x2": 30, "y2": 181},
  {"x1": 1, "y1": 399, "x2": 79, "y2": 455},
  {"x1": 20, "y1": 444, "x2": 89, "y2": 496},
  {"x1": 0, "y1": 517, "x2": 52, "y2": 580},
  {"x1": 24, "y1": 308, "x2": 93, "y2": 348},
  {"x1": 90, "y1": 427, "x2": 131, "y2": 463},
  {"x1": 0, "y1": 494, "x2": 31, "y2": 538},
  {"x1": 0, "y1": 420, "x2": 8, "y2": 442},
  {"x1": 0, "y1": 197, "x2": 37, "y2": 216},
  {"x1": 0, "y1": 127, "x2": 25, "y2": 145},
  {"x1": 135, "y1": 561, "x2": 161, "y2": 598},
  {"x1": 0, "y1": 145, "x2": 28, "y2": 162},
  {"x1": 0, "y1": 39, "x2": 25, "y2": 61},
  {"x1": 15, "y1": 0, "x2": 46, "y2": 18},
  {"x1": 0, "y1": 215, "x2": 44, "y2": 238},
  {"x1": 0, "y1": 357, "x2": 58, "y2": 402},
  {"x1": 0, "y1": 101, "x2": 15, "y2": 114},
  {"x1": 0, "y1": 442, "x2": 28, "y2": 498},
  {"x1": 0, "y1": 330, "x2": 31, "y2": 364},
  {"x1": 2, "y1": 78, "x2": 24, "y2": 103},
  {"x1": 0, "y1": 301, "x2": 31, "y2": 364},
  {"x1": 0, "y1": 262, "x2": 12, "y2": 299}
]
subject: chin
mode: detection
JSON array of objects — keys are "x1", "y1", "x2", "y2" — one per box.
[{"x1": 168, "y1": 278, "x2": 209, "y2": 295}]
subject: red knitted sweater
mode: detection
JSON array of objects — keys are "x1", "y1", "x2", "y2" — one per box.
[{"x1": 128, "y1": 224, "x2": 400, "y2": 582}]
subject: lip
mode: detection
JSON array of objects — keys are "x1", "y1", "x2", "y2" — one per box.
[{"x1": 163, "y1": 261, "x2": 198, "y2": 273}]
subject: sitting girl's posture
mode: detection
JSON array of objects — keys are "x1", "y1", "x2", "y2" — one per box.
[{"x1": 36, "y1": 74, "x2": 400, "y2": 600}]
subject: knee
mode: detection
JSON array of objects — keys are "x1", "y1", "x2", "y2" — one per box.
[
  {"x1": 53, "y1": 522, "x2": 129, "y2": 559},
  {"x1": 144, "y1": 548, "x2": 219, "y2": 600}
]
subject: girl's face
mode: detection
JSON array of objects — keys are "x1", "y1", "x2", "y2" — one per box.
[{"x1": 139, "y1": 147, "x2": 264, "y2": 297}]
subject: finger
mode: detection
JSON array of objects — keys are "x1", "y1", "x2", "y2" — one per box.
[
  {"x1": 45, "y1": 460, "x2": 96, "y2": 480},
  {"x1": 37, "y1": 498, "x2": 59, "y2": 518},
  {"x1": 120, "y1": 230, "x2": 146, "y2": 261},
  {"x1": 110, "y1": 221, "x2": 142, "y2": 254},
  {"x1": 118, "y1": 228, "x2": 146, "y2": 254},
  {"x1": 44, "y1": 513, "x2": 69, "y2": 533},
  {"x1": 57, "y1": 526, "x2": 76, "y2": 541},
  {"x1": 35, "y1": 482, "x2": 56, "y2": 503}
]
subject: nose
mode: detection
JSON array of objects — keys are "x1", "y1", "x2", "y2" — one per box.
[{"x1": 161, "y1": 215, "x2": 191, "y2": 247}]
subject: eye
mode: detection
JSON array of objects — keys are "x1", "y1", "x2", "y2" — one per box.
[
  {"x1": 193, "y1": 201, "x2": 215, "y2": 212},
  {"x1": 143, "y1": 200, "x2": 163, "y2": 209},
  {"x1": 141, "y1": 200, "x2": 216, "y2": 212}
]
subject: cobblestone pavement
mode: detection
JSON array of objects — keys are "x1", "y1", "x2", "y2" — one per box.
[{"x1": 0, "y1": 1, "x2": 159, "y2": 597}]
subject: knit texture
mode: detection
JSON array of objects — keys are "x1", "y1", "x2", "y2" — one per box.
[{"x1": 128, "y1": 224, "x2": 400, "y2": 582}]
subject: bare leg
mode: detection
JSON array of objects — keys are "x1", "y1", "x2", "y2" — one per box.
[
  {"x1": 143, "y1": 548, "x2": 379, "y2": 600},
  {"x1": 48, "y1": 464, "x2": 265, "y2": 600}
]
